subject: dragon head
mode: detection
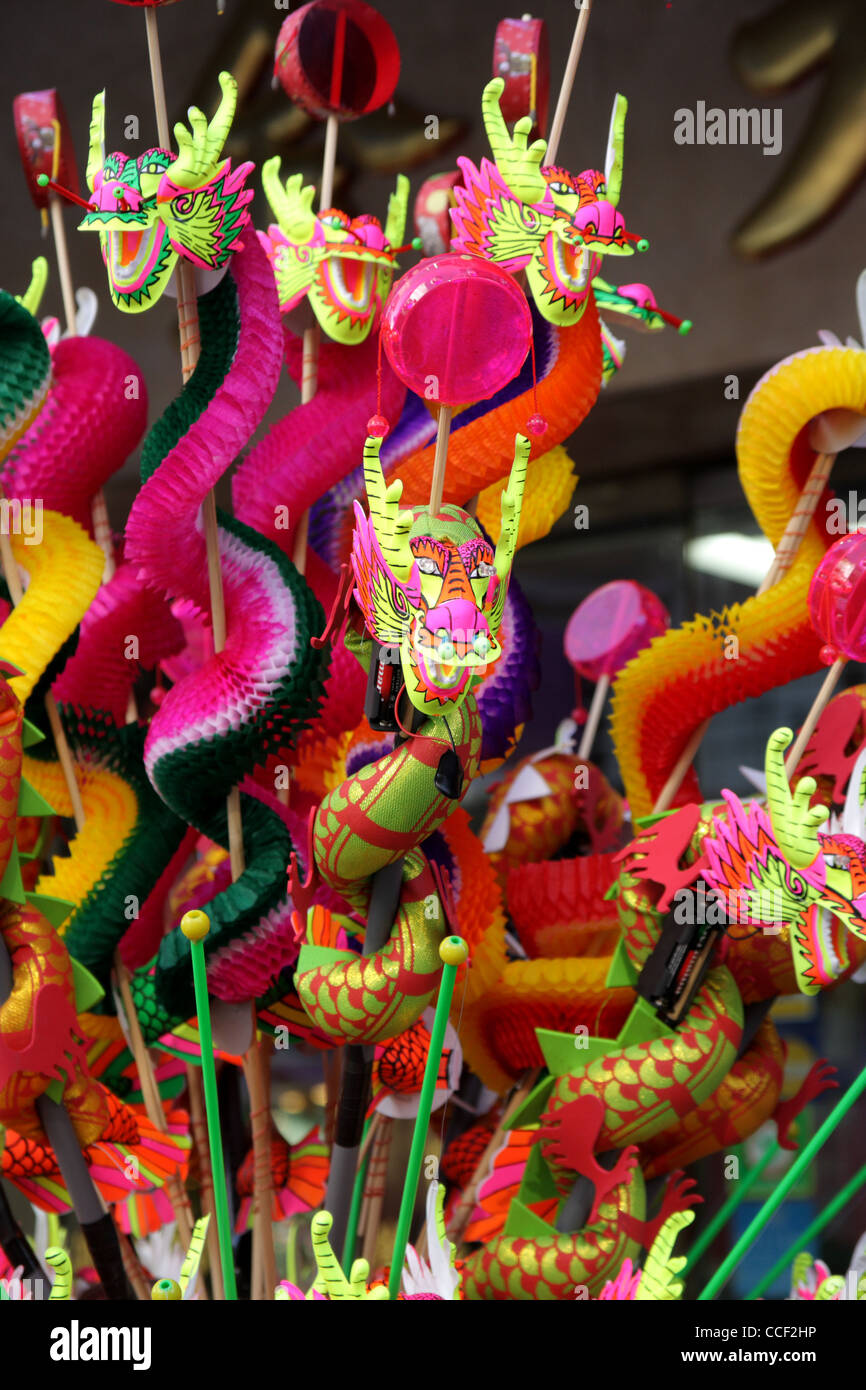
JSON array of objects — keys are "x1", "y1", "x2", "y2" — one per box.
[
  {"x1": 452, "y1": 79, "x2": 638, "y2": 327},
  {"x1": 704, "y1": 728, "x2": 866, "y2": 996},
  {"x1": 259, "y1": 160, "x2": 409, "y2": 345},
  {"x1": 351, "y1": 433, "x2": 529, "y2": 716},
  {"x1": 78, "y1": 72, "x2": 253, "y2": 312}
]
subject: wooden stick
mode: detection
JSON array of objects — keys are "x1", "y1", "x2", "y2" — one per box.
[
  {"x1": 116, "y1": 1225, "x2": 150, "y2": 1300},
  {"x1": 142, "y1": 8, "x2": 265, "y2": 1294},
  {"x1": 114, "y1": 954, "x2": 199, "y2": 1269},
  {"x1": 44, "y1": 692, "x2": 86, "y2": 832},
  {"x1": 291, "y1": 106, "x2": 339, "y2": 579},
  {"x1": 47, "y1": 142, "x2": 118, "y2": 583},
  {"x1": 428, "y1": 407, "x2": 453, "y2": 518},
  {"x1": 546, "y1": 0, "x2": 593, "y2": 166},
  {"x1": 290, "y1": 325, "x2": 321, "y2": 575},
  {"x1": 320, "y1": 116, "x2": 339, "y2": 210},
  {"x1": 144, "y1": 7, "x2": 171, "y2": 150},
  {"x1": 784, "y1": 657, "x2": 846, "y2": 777},
  {"x1": 448, "y1": 1069, "x2": 539, "y2": 1243},
  {"x1": 653, "y1": 447, "x2": 839, "y2": 814},
  {"x1": 48, "y1": 195, "x2": 77, "y2": 337},
  {"x1": 756, "y1": 452, "x2": 835, "y2": 596},
  {"x1": 323, "y1": 1046, "x2": 342, "y2": 1149},
  {"x1": 577, "y1": 673, "x2": 610, "y2": 760},
  {"x1": 243, "y1": 1013, "x2": 277, "y2": 1300},
  {"x1": 186, "y1": 1063, "x2": 224, "y2": 1301},
  {"x1": 360, "y1": 1113, "x2": 392, "y2": 1265},
  {"x1": 356, "y1": 1108, "x2": 381, "y2": 1171}
]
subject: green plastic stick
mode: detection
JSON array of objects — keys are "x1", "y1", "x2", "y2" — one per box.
[
  {"x1": 698, "y1": 1061, "x2": 866, "y2": 1300},
  {"x1": 683, "y1": 1141, "x2": 777, "y2": 1274},
  {"x1": 746, "y1": 1158, "x2": 866, "y2": 1300},
  {"x1": 387, "y1": 935, "x2": 467, "y2": 1300},
  {"x1": 342, "y1": 1115, "x2": 372, "y2": 1271},
  {"x1": 181, "y1": 911, "x2": 238, "y2": 1300}
]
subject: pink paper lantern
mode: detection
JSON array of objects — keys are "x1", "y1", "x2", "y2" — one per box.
[
  {"x1": 381, "y1": 253, "x2": 532, "y2": 406},
  {"x1": 809, "y1": 530, "x2": 866, "y2": 664},
  {"x1": 565, "y1": 580, "x2": 670, "y2": 682}
]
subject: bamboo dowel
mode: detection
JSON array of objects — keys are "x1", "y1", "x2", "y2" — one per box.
[
  {"x1": 756, "y1": 452, "x2": 835, "y2": 596},
  {"x1": 428, "y1": 407, "x2": 453, "y2": 518},
  {"x1": 243, "y1": 1013, "x2": 277, "y2": 1300},
  {"x1": 117, "y1": 1226, "x2": 150, "y2": 1300},
  {"x1": 144, "y1": 8, "x2": 171, "y2": 150},
  {"x1": 546, "y1": 0, "x2": 593, "y2": 166},
  {"x1": 360, "y1": 1114, "x2": 392, "y2": 1264},
  {"x1": 577, "y1": 673, "x2": 610, "y2": 760},
  {"x1": 186, "y1": 1063, "x2": 224, "y2": 1301},
  {"x1": 319, "y1": 116, "x2": 339, "y2": 210},
  {"x1": 141, "y1": 4, "x2": 262, "y2": 1297},
  {"x1": 356, "y1": 1109, "x2": 382, "y2": 1171},
  {"x1": 47, "y1": 143, "x2": 117, "y2": 583},
  {"x1": 448, "y1": 1070, "x2": 539, "y2": 1243},
  {"x1": 784, "y1": 658, "x2": 846, "y2": 777},
  {"x1": 291, "y1": 105, "x2": 338, "y2": 579},
  {"x1": 48, "y1": 195, "x2": 77, "y2": 336},
  {"x1": 115, "y1": 954, "x2": 197, "y2": 1252}
]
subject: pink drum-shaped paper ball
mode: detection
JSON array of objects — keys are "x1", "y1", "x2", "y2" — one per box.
[
  {"x1": 275, "y1": 0, "x2": 400, "y2": 122},
  {"x1": 565, "y1": 580, "x2": 670, "y2": 682},
  {"x1": 381, "y1": 253, "x2": 532, "y2": 406},
  {"x1": 809, "y1": 530, "x2": 866, "y2": 663}
]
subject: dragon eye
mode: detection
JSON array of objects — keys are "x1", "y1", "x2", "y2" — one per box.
[
  {"x1": 417, "y1": 557, "x2": 441, "y2": 576},
  {"x1": 584, "y1": 222, "x2": 597, "y2": 236},
  {"x1": 596, "y1": 181, "x2": 606, "y2": 195},
  {"x1": 470, "y1": 561, "x2": 495, "y2": 579},
  {"x1": 549, "y1": 181, "x2": 569, "y2": 195}
]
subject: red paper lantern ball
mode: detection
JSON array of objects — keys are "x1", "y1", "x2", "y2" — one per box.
[{"x1": 275, "y1": 0, "x2": 400, "y2": 122}]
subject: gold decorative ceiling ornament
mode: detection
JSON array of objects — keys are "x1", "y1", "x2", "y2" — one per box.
[{"x1": 730, "y1": 0, "x2": 866, "y2": 257}]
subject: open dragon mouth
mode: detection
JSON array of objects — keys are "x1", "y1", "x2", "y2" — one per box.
[
  {"x1": 80, "y1": 208, "x2": 174, "y2": 306},
  {"x1": 410, "y1": 630, "x2": 501, "y2": 704},
  {"x1": 318, "y1": 248, "x2": 390, "y2": 330},
  {"x1": 416, "y1": 649, "x2": 469, "y2": 694},
  {"x1": 794, "y1": 903, "x2": 850, "y2": 992},
  {"x1": 549, "y1": 234, "x2": 593, "y2": 297}
]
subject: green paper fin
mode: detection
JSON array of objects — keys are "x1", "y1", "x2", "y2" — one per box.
[
  {"x1": 17, "y1": 777, "x2": 57, "y2": 818},
  {"x1": 503, "y1": 1197, "x2": 556, "y2": 1241},
  {"x1": 25, "y1": 893, "x2": 75, "y2": 930},
  {"x1": 70, "y1": 957, "x2": 104, "y2": 1012}
]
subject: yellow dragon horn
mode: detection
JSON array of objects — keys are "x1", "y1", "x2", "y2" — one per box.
[
  {"x1": 604, "y1": 94, "x2": 628, "y2": 208},
  {"x1": 86, "y1": 90, "x2": 106, "y2": 193}
]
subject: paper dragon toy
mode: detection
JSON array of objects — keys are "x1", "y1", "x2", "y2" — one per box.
[
  {"x1": 259, "y1": 159, "x2": 410, "y2": 344},
  {"x1": 79, "y1": 72, "x2": 253, "y2": 312},
  {"x1": 452, "y1": 78, "x2": 639, "y2": 327}
]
